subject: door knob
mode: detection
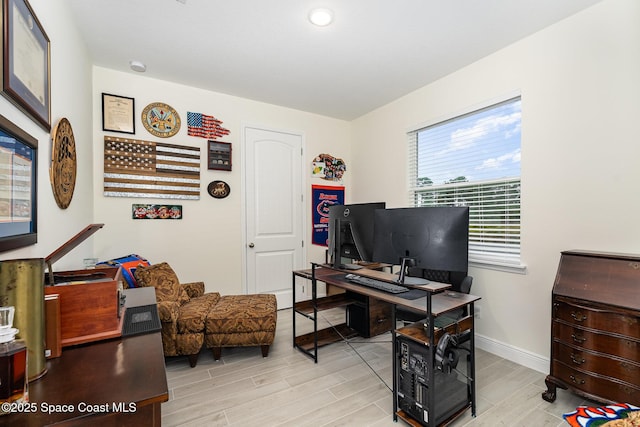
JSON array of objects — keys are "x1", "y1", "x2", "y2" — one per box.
[{"x1": 248, "y1": 243, "x2": 255, "y2": 248}]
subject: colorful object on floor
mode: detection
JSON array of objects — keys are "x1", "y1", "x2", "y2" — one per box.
[
  {"x1": 97, "y1": 254, "x2": 150, "y2": 288},
  {"x1": 187, "y1": 111, "x2": 230, "y2": 140},
  {"x1": 563, "y1": 403, "x2": 640, "y2": 427}
]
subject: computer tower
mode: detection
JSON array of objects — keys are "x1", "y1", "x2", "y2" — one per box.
[
  {"x1": 346, "y1": 292, "x2": 392, "y2": 338},
  {"x1": 396, "y1": 335, "x2": 469, "y2": 426}
]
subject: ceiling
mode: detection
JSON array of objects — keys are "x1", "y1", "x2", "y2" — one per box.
[{"x1": 66, "y1": 0, "x2": 601, "y2": 121}]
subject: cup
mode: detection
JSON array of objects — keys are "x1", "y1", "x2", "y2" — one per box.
[{"x1": 0, "y1": 306, "x2": 14, "y2": 329}]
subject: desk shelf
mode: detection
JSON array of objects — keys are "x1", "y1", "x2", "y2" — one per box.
[
  {"x1": 293, "y1": 266, "x2": 362, "y2": 362},
  {"x1": 396, "y1": 315, "x2": 473, "y2": 344},
  {"x1": 294, "y1": 323, "x2": 359, "y2": 351},
  {"x1": 294, "y1": 292, "x2": 356, "y2": 316}
]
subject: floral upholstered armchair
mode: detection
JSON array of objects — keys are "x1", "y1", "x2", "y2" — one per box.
[{"x1": 134, "y1": 262, "x2": 220, "y2": 367}]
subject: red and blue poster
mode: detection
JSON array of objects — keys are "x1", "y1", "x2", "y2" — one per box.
[{"x1": 312, "y1": 185, "x2": 344, "y2": 246}]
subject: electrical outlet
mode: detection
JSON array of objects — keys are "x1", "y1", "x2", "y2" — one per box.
[{"x1": 475, "y1": 305, "x2": 482, "y2": 319}]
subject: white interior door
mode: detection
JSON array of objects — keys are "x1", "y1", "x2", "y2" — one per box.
[{"x1": 244, "y1": 126, "x2": 303, "y2": 309}]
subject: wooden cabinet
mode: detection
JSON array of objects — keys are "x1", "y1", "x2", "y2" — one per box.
[{"x1": 543, "y1": 250, "x2": 640, "y2": 405}]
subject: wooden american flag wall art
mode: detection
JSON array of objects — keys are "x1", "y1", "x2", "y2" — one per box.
[{"x1": 103, "y1": 136, "x2": 200, "y2": 200}]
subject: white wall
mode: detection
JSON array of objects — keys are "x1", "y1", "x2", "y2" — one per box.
[
  {"x1": 0, "y1": 0, "x2": 94, "y2": 268},
  {"x1": 92, "y1": 67, "x2": 350, "y2": 295},
  {"x1": 350, "y1": 0, "x2": 640, "y2": 371}
]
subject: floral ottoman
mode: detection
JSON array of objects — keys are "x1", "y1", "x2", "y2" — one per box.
[{"x1": 204, "y1": 294, "x2": 277, "y2": 360}]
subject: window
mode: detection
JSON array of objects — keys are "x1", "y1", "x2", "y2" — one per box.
[{"x1": 408, "y1": 97, "x2": 523, "y2": 270}]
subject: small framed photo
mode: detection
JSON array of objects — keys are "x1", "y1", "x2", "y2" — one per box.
[
  {"x1": 208, "y1": 141, "x2": 232, "y2": 171},
  {"x1": 102, "y1": 93, "x2": 135, "y2": 134},
  {"x1": 1, "y1": 0, "x2": 51, "y2": 131}
]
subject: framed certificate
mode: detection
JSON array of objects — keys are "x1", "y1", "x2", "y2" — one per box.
[
  {"x1": 1, "y1": 0, "x2": 51, "y2": 131},
  {"x1": 102, "y1": 93, "x2": 135, "y2": 134},
  {"x1": 0, "y1": 114, "x2": 38, "y2": 253}
]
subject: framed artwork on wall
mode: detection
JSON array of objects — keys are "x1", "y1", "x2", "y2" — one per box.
[
  {"x1": 1, "y1": 0, "x2": 51, "y2": 131},
  {"x1": 102, "y1": 93, "x2": 135, "y2": 134},
  {"x1": 0, "y1": 114, "x2": 38, "y2": 252},
  {"x1": 207, "y1": 141, "x2": 231, "y2": 171}
]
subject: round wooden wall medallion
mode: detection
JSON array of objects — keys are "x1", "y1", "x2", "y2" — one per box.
[
  {"x1": 141, "y1": 102, "x2": 181, "y2": 138},
  {"x1": 207, "y1": 180, "x2": 230, "y2": 199},
  {"x1": 50, "y1": 118, "x2": 77, "y2": 209}
]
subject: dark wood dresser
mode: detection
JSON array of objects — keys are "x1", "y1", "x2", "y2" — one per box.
[{"x1": 542, "y1": 250, "x2": 640, "y2": 405}]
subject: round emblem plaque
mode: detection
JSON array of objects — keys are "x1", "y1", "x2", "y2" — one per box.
[
  {"x1": 50, "y1": 118, "x2": 77, "y2": 209},
  {"x1": 141, "y1": 102, "x2": 181, "y2": 138},
  {"x1": 207, "y1": 180, "x2": 230, "y2": 199}
]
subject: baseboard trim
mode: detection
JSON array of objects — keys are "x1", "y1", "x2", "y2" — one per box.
[{"x1": 475, "y1": 333, "x2": 549, "y2": 374}]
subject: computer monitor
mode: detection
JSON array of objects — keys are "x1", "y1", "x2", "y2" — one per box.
[
  {"x1": 372, "y1": 206, "x2": 469, "y2": 283},
  {"x1": 328, "y1": 202, "x2": 386, "y2": 268}
]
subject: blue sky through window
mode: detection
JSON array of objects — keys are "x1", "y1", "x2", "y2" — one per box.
[{"x1": 417, "y1": 98, "x2": 521, "y2": 185}]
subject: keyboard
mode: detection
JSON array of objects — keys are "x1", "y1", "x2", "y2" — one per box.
[{"x1": 345, "y1": 274, "x2": 409, "y2": 294}]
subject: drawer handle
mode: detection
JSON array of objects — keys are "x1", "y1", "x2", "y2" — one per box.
[
  {"x1": 620, "y1": 361, "x2": 637, "y2": 373},
  {"x1": 569, "y1": 375, "x2": 585, "y2": 385},
  {"x1": 622, "y1": 385, "x2": 634, "y2": 396},
  {"x1": 570, "y1": 311, "x2": 587, "y2": 322},
  {"x1": 571, "y1": 334, "x2": 587, "y2": 343},
  {"x1": 570, "y1": 353, "x2": 585, "y2": 365}
]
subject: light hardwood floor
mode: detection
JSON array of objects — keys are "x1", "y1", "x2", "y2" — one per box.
[{"x1": 162, "y1": 308, "x2": 593, "y2": 426}]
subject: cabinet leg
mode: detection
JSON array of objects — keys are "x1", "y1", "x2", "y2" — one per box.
[{"x1": 542, "y1": 376, "x2": 557, "y2": 402}]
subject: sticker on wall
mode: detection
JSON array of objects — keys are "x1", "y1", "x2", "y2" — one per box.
[
  {"x1": 311, "y1": 184, "x2": 344, "y2": 246},
  {"x1": 132, "y1": 204, "x2": 182, "y2": 219},
  {"x1": 187, "y1": 111, "x2": 230, "y2": 140},
  {"x1": 312, "y1": 153, "x2": 346, "y2": 181}
]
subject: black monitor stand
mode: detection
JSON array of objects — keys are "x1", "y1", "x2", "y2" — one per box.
[{"x1": 397, "y1": 257, "x2": 428, "y2": 285}]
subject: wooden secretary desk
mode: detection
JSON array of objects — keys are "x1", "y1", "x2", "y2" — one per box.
[
  {"x1": 0, "y1": 332, "x2": 168, "y2": 426},
  {"x1": 542, "y1": 250, "x2": 640, "y2": 406}
]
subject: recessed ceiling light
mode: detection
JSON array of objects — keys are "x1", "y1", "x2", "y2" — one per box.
[
  {"x1": 309, "y1": 8, "x2": 333, "y2": 27},
  {"x1": 129, "y1": 60, "x2": 146, "y2": 72}
]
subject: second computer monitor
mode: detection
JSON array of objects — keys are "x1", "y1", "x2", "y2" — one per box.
[
  {"x1": 328, "y1": 202, "x2": 386, "y2": 266},
  {"x1": 372, "y1": 206, "x2": 469, "y2": 273}
]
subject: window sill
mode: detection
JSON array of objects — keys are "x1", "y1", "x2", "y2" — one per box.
[{"x1": 469, "y1": 260, "x2": 527, "y2": 275}]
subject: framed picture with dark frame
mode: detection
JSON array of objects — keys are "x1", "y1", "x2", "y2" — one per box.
[
  {"x1": 102, "y1": 93, "x2": 135, "y2": 134},
  {"x1": 1, "y1": 0, "x2": 51, "y2": 131},
  {"x1": 0, "y1": 114, "x2": 38, "y2": 253},
  {"x1": 207, "y1": 141, "x2": 232, "y2": 171}
]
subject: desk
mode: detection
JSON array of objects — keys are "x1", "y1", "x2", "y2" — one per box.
[
  {"x1": 293, "y1": 263, "x2": 481, "y2": 426},
  {"x1": 293, "y1": 265, "x2": 477, "y2": 358},
  {"x1": 0, "y1": 332, "x2": 168, "y2": 426}
]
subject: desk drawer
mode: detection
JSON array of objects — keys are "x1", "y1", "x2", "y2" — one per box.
[
  {"x1": 552, "y1": 321, "x2": 640, "y2": 362},
  {"x1": 554, "y1": 297, "x2": 640, "y2": 340},
  {"x1": 551, "y1": 359, "x2": 640, "y2": 405},
  {"x1": 552, "y1": 341, "x2": 640, "y2": 383}
]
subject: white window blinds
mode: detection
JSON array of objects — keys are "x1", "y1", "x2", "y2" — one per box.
[{"x1": 408, "y1": 97, "x2": 522, "y2": 268}]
